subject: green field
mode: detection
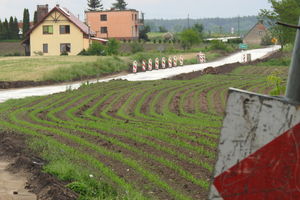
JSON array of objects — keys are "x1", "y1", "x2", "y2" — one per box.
[{"x1": 0, "y1": 57, "x2": 288, "y2": 199}]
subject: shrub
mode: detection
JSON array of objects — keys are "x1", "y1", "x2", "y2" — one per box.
[
  {"x1": 130, "y1": 41, "x2": 144, "y2": 54},
  {"x1": 107, "y1": 38, "x2": 120, "y2": 55},
  {"x1": 87, "y1": 42, "x2": 107, "y2": 56}
]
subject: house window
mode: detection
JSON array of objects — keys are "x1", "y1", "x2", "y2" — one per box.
[
  {"x1": 60, "y1": 25, "x2": 70, "y2": 34},
  {"x1": 43, "y1": 44, "x2": 48, "y2": 53},
  {"x1": 258, "y1": 31, "x2": 263, "y2": 36},
  {"x1": 100, "y1": 14, "x2": 107, "y2": 21},
  {"x1": 43, "y1": 25, "x2": 53, "y2": 34},
  {"x1": 101, "y1": 27, "x2": 108, "y2": 34},
  {"x1": 60, "y1": 43, "x2": 71, "y2": 53}
]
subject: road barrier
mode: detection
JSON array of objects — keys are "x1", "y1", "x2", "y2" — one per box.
[
  {"x1": 142, "y1": 60, "x2": 146, "y2": 71},
  {"x1": 155, "y1": 58, "x2": 159, "y2": 70},
  {"x1": 173, "y1": 56, "x2": 177, "y2": 67},
  {"x1": 162, "y1": 57, "x2": 166, "y2": 69},
  {"x1": 148, "y1": 59, "x2": 153, "y2": 71},
  {"x1": 197, "y1": 52, "x2": 206, "y2": 63},
  {"x1": 179, "y1": 55, "x2": 184, "y2": 66},
  {"x1": 168, "y1": 57, "x2": 172, "y2": 68},
  {"x1": 132, "y1": 61, "x2": 138, "y2": 73}
]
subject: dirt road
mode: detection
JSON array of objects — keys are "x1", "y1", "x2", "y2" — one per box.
[{"x1": 0, "y1": 161, "x2": 36, "y2": 200}]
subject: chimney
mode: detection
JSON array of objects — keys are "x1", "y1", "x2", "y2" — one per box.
[{"x1": 37, "y1": 4, "x2": 49, "y2": 23}]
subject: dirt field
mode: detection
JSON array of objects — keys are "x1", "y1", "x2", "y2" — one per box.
[{"x1": 0, "y1": 42, "x2": 24, "y2": 55}]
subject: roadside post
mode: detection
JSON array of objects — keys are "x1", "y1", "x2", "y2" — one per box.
[
  {"x1": 132, "y1": 61, "x2": 138, "y2": 73},
  {"x1": 148, "y1": 59, "x2": 153, "y2": 71},
  {"x1": 142, "y1": 60, "x2": 146, "y2": 72},
  {"x1": 209, "y1": 19, "x2": 300, "y2": 200},
  {"x1": 197, "y1": 52, "x2": 206, "y2": 63},
  {"x1": 173, "y1": 56, "x2": 177, "y2": 67},
  {"x1": 162, "y1": 57, "x2": 166, "y2": 69},
  {"x1": 168, "y1": 57, "x2": 173, "y2": 68},
  {"x1": 155, "y1": 58, "x2": 159, "y2": 70},
  {"x1": 179, "y1": 55, "x2": 184, "y2": 66}
]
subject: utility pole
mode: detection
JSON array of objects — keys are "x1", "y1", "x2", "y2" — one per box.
[{"x1": 238, "y1": 15, "x2": 240, "y2": 36}]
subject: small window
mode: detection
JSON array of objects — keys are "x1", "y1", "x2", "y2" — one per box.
[
  {"x1": 100, "y1": 14, "x2": 107, "y2": 21},
  {"x1": 43, "y1": 44, "x2": 48, "y2": 53},
  {"x1": 60, "y1": 25, "x2": 70, "y2": 34},
  {"x1": 43, "y1": 25, "x2": 53, "y2": 34},
  {"x1": 60, "y1": 43, "x2": 71, "y2": 53},
  {"x1": 258, "y1": 31, "x2": 263, "y2": 36},
  {"x1": 101, "y1": 27, "x2": 108, "y2": 34}
]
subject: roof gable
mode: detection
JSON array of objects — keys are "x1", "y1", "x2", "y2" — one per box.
[{"x1": 24, "y1": 5, "x2": 95, "y2": 38}]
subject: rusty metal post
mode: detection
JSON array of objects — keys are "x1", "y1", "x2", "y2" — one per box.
[{"x1": 286, "y1": 18, "x2": 300, "y2": 103}]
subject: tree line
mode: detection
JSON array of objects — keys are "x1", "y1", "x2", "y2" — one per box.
[
  {"x1": 0, "y1": 8, "x2": 35, "y2": 41},
  {"x1": 87, "y1": 0, "x2": 128, "y2": 11}
]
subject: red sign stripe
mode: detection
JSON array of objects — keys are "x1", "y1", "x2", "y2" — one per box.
[{"x1": 214, "y1": 123, "x2": 300, "y2": 200}]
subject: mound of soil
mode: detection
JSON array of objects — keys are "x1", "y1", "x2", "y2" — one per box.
[
  {"x1": 0, "y1": 131, "x2": 78, "y2": 200},
  {"x1": 168, "y1": 50, "x2": 284, "y2": 80}
]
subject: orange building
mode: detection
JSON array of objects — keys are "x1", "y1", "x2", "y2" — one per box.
[{"x1": 85, "y1": 9, "x2": 143, "y2": 40}]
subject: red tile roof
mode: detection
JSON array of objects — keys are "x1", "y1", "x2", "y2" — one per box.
[{"x1": 23, "y1": 5, "x2": 95, "y2": 41}]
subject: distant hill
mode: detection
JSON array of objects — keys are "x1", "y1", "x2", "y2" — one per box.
[{"x1": 145, "y1": 16, "x2": 259, "y2": 35}]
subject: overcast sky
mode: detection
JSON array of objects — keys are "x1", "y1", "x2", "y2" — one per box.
[{"x1": 0, "y1": 0, "x2": 271, "y2": 21}]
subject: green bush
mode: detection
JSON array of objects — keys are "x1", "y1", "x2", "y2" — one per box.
[
  {"x1": 209, "y1": 40, "x2": 234, "y2": 53},
  {"x1": 107, "y1": 38, "x2": 120, "y2": 55},
  {"x1": 87, "y1": 42, "x2": 107, "y2": 56},
  {"x1": 130, "y1": 41, "x2": 144, "y2": 54},
  {"x1": 227, "y1": 38, "x2": 243, "y2": 44}
]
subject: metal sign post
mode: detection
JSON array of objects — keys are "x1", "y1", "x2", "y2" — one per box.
[{"x1": 209, "y1": 18, "x2": 300, "y2": 200}]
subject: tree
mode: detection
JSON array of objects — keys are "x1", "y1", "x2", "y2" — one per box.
[
  {"x1": 33, "y1": 11, "x2": 38, "y2": 25},
  {"x1": 180, "y1": 29, "x2": 201, "y2": 49},
  {"x1": 260, "y1": 0, "x2": 300, "y2": 48},
  {"x1": 8, "y1": 17, "x2": 14, "y2": 39},
  {"x1": 158, "y1": 26, "x2": 168, "y2": 33},
  {"x1": 87, "y1": 0, "x2": 103, "y2": 11},
  {"x1": 112, "y1": 0, "x2": 127, "y2": 10},
  {"x1": 22, "y1": 8, "x2": 30, "y2": 38},
  {"x1": 139, "y1": 25, "x2": 150, "y2": 41},
  {"x1": 13, "y1": 17, "x2": 20, "y2": 39},
  {"x1": 2, "y1": 19, "x2": 9, "y2": 40}
]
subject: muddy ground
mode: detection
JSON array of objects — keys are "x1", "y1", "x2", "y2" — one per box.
[
  {"x1": 169, "y1": 50, "x2": 284, "y2": 80},
  {"x1": 0, "y1": 131, "x2": 78, "y2": 200}
]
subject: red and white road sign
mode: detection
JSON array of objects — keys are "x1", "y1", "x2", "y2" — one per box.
[
  {"x1": 173, "y1": 56, "x2": 177, "y2": 67},
  {"x1": 168, "y1": 57, "x2": 172, "y2": 68},
  {"x1": 155, "y1": 58, "x2": 159, "y2": 70},
  {"x1": 162, "y1": 57, "x2": 166, "y2": 69},
  {"x1": 209, "y1": 88, "x2": 300, "y2": 200},
  {"x1": 132, "y1": 61, "x2": 138, "y2": 73},
  {"x1": 142, "y1": 60, "x2": 146, "y2": 71},
  {"x1": 179, "y1": 55, "x2": 184, "y2": 66},
  {"x1": 148, "y1": 59, "x2": 153, "y2": 71}
]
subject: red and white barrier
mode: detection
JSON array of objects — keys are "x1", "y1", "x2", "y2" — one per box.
[
  {"x1": 148, "y1": 59, "x2": 153, "y2": 71},
  {"x1": 168, "y1": 57, "x2": 172, "y2": 68},
  {"x1": 132, "y1": 61, "x2": 138, "y2": 73},
  {"x1": 209, "y1": 88, "x2": 300, "y2": 199},
  {"x1": 142, "y1": 60, "x2": 146, "y2": 71},
  {"x1": 155, "y1": 58, "x2": 159, "y2": 70},
  {"x1": 197, "y1": 52, "x2": 206, "y2": 63},
  {"x1": 173, "y1": 56, "x2": 177, "y2": 67},
  {"x1": 179, "y1": 55, "x2": 184, "y2": 66},
  {"x1": 162, "y1": 57, "x2": 166, "y2": 69}
]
